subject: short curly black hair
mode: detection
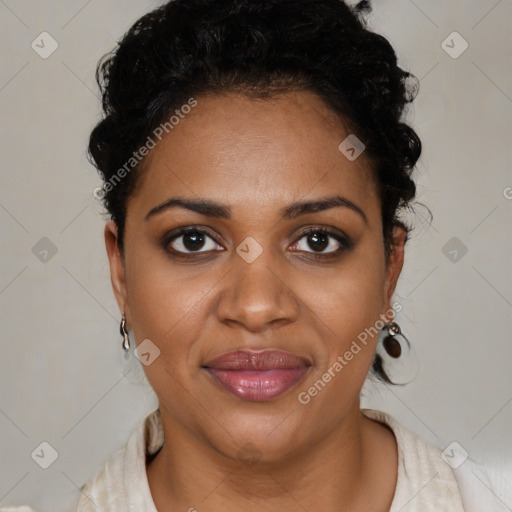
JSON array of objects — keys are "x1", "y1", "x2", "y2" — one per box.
[{"x1": 88, "y1": 0, "x2": 422, "y2": 384}]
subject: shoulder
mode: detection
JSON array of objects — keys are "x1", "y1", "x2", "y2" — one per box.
[
  {"x1": 361, "y1": 408, "x2": 510, "y2": 512},
  {"x1": 362, "y1": 408, "x2": 465, "y2": 511},
  {"x1": 75, "y1": 439, "x2": 128, "y2": 511},
  {"x1": 453, "y1": 456, "x2": 512, "y2": 512},
  {"x1": 75, "y1": 408, "x2": 162, "y2": 511}
]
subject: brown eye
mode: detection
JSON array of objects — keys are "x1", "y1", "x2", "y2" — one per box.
[
  {"x1": 167, "y1": 229, "x2": 223, "y2": 254},
  {"x1": 291, "y1": 229, "x2": 346, "y2": 254},
  {"x1": 305, "y1": 232, "x2": 329, "y2": 252}
]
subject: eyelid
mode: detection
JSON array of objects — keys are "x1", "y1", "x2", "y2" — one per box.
[{"x1": 293, "y1": 225, "x2": 347, "y2": 241}]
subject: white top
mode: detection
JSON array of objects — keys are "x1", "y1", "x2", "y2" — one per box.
[{"x1": 2, "y1": 408, "x2": 508, "y2": 511}]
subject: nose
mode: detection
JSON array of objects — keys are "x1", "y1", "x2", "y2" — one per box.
[{"x1": 215, "y1": 249, "x2": 300, "y2": 333}]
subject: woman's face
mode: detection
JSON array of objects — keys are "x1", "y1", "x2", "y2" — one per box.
[{"x1": 106, "y1": 91, "x2": 405, "y2": 462}]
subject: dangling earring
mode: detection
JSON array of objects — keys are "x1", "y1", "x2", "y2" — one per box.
[
  {"x1": 119, "y1": 314, "x2": 146, "y2": 385},
  {"x1": 375, "y1": 321, "x2": 419, "y2": 385},
  {"x1": 382, "y1": 322, "x2": 403, "y2": 358},
  {"x1": 120, "y1": 314, "x2": 130, "y2": 352}
]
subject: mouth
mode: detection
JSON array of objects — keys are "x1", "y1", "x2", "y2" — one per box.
[{"x1": 202, "y1": 349, "x2": 311, "y2": 402}]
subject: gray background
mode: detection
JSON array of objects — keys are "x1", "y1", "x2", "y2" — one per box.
[{"x1": 0, "y1": 0, "x2": 511, "y2": 510}]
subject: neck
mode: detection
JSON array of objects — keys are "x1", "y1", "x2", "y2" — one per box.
[{"x1": 146, "y1": 402, "x2": 397, "y2": 512}]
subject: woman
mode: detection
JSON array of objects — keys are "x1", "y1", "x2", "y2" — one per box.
[{"x1": 28, "y1": 0, "x2": 497, "y2": 510}]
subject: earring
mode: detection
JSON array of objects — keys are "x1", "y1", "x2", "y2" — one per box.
[
  {"x1": 382, "y1": 322, "x2": 404, "y2": 358},
  {"x1": 119, "y1": 314, "x2": 146, "y2": 385},
  {"x1": 375, "y1": 321, "x2": 419, "y2": 385},
  {"x1": 120, "y1": 314, "x2": 130, "y2": 352}
]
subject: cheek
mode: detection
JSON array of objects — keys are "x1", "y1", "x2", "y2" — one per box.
[
  {"x1": 124, "y1": 258, "x2": 214, "y2": 426},
  {"x1": 296, "y1": 246, "x2": 386, "y2": 405},
  {"x1": 123, "y1": 244, "x2": 220, "y2": 374},
  {"x1": 294, "y1": 254, "x2": 386, "y2": 421},
  {"x1": 304, "y1": 246, "x2": 386, "y2": 340},
  {"x1": 126, "y1": 269, "x2": 211, "y2": 344}
]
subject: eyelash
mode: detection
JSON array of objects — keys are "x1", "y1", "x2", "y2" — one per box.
[{"x1": 162, "y1": 226, "x2": 351, "y2": 261}]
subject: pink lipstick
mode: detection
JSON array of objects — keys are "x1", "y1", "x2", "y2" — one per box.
[{"x1": 202, "y1": 349, "x2": 311, "y2": 401}]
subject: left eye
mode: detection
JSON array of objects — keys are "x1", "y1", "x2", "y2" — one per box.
[{"x1": 291, "y1": 230, "x2": 345, "y2": 254}]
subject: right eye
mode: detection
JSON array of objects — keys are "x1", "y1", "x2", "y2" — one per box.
[{"x1": 165, "y1": 228, "x2": 224, "y2": 255}]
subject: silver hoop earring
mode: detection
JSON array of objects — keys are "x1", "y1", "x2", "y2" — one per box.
[
  {"x1": 375, "y1": 321, "x2": 419, "y2": 385},
  {"x1": 120, "y1": 314, "x2": 130, "y2": 352}
]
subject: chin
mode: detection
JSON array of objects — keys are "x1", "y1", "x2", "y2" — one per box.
[{"x1": 205, "y1": 406, "x2": 311, "y2": 466}]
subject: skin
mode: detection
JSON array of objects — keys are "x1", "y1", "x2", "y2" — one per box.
[{"x1": 105, "y1": 90, "x2": 407, "y2": 511}]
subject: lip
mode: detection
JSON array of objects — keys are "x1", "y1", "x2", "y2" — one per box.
[{"x1": 202, "y1": 349, "x2": 311, "y2": 401}]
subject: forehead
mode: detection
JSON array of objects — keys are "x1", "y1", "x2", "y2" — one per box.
[{"x1": 129, "y1": 91, "x2": 379, "y2": 221}]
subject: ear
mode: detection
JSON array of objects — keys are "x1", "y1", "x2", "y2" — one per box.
[
  {"x1": 104, "y1": 221, "x2": 128, "y2": 315},
  {"x1": 382, "y1": 224, "x2": 407, "y2": 319}
]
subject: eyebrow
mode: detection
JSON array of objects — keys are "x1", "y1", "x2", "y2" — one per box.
[{"x1": 145, "y1": 195, "x2": 367, "y2": 224}]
